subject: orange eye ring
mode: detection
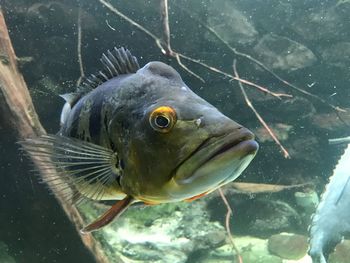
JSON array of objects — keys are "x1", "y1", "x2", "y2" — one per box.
[{"x1": 149, "y1": 106, "x2": 177, "y2": 133}]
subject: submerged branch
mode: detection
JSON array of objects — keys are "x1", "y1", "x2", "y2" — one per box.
[
  {"x1": 98, "y1": 0, "x2": 294, "y2": 97},
  {"x1": 76, "y1": 7, "x2": 85, "y2": 86},
  {"x1": 99, "y1": 0, "x2": 204, "y2": 82},
  {"x1": 233, "y1": 60, "x2": 291, "y2": 159},
  {"x1": 0, "y1": 9, "x2": 112, "y2": 263},
  {"x1": 178, "y1": 53, "x2": 291, "y2": 99},
  {"x1": 160, "y1": 0, "x2": 171, "y2": 55},
  {"x1": 179, "y1": 6, "x2": 346, "y2": 113},
  {"x1": 218, "y1": 188, "x2": 243, "y2": 263},
  {"x1": 98, "y1": 0, "x2": 164, "y2": 51}
]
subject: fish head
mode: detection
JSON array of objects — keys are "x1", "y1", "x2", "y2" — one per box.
[{"x1": 109, "y1": 61, "x2": 258, "y2": 203}]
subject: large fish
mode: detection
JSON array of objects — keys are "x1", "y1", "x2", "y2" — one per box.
[
  {"x1": 22, "y1": 47, "x2": 258, "y2": 233},
  {"x1": 309, "y1": 137, "x2": 350, "y2": 263}
]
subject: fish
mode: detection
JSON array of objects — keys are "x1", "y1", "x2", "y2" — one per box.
[
  {"x1": 308, "y1": 137, "x2": 350, "y2": 263},
  {"x1": 21, "y1": 47, "x2": 259, "y2": 233}
]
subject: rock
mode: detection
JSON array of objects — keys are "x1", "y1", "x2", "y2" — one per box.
[
  {"x1": 294, "y1": 190, "x2": 319, "y2": 226},
  {"x1": 268, "y1": 233, "x2": 308, "y2": 260},
  {"x1": 0, "y1": 241, "x2": 15, "y2": 263},
  {"x1": 294, "y1": 190, "x2": 319, "y2": 212},
  {"x1": 241, "y1": 0, "x2": 294, "y2": 33},
  {"x1": 311, "y1": 109, "x2": 350, "y2": 131},
  {"x1": 246, "y1": 200, "x2": 301, "y2": 237},
  {"x1": 292, "y1": 4, "x2": 350, "y2": 42},
  {"x1": 321, "y1": 42, "x2": 350, "y2": 68},
  {"x1": 208, "y1": 236, "x2": 282, "y2": 263},
  {"x1": 241, "y1": 251, "x2": 282, "y2": 263},
  {"x1": 253, "y1": 33, "x2": 316, "y2": 71},
  {"x1": 218, "y1": 198, "x2": 302, "y2": 238},
  {"x1": 253, "y1": 123, "x2": 293, "y2": 143},
  {"x1": 288, "y1": 135, "x2": 321, "y2": 163},
  {"x1": 26, "y1": 2, "x2": 97, "y2": 31},
  {"x1": 329, "y1": 239, "x2": 350, "y2": 263},
  {"x1": 80, "y1": 200, "x2": 226, "y2": 263},
  {"x1": 275, "y1": 97, "x2": 316, "y2": 121},
  {"x1": 205, "y1": 0, "x2": 258, "y2": 46}
]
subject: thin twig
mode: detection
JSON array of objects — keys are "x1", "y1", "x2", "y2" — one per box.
[
  {"x1": 179, "y1": 53, "x2": 291, "y2": 99},
  {"x1": 98, "y1": 0, "x2": 164, "y2": 52},
  {"x1": 175, "y1": 53, "x2": 204, "y2": 82},
  {"x1": 0, "y1": 10, "x2": 112, "y2": 263},
  {"x1": 233, "y1": 59, "x2": 290, "y2": 158},
  {"x1": 101, "y1": 0, "x2": 292, "y2": 97},
  {"x1": 218, "y1": 188, "x2": 243, "y2": 263},
  {"x1": 160, "y1": 0, "x2": 172, "y2": 55},
  {"x1": 98, "y1": 0, "x2": 204, "y2": 82},
  {"x1": 158, "y1": 1, "x2": 205, "y2": 81},
  {"x1": 178, "y1": 6, "x2": 346, "y2": 113},
  {"x1": 76, "y1": 7, "x2": 84, "y2": 86}
]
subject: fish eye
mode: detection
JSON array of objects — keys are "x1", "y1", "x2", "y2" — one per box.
[
  {"x1": 155, "y1": 115, "x2": 170, "y2": 128},
  {"x1": 149, "y1": 106, "x2": 177, "y2": 133}
]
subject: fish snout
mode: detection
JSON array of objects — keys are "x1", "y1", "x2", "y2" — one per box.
[
  {"x1": 229, "y1": 126, "x2": 258, "y2": 156},
  {"x1": 173, "y1": 123, "x2": 258, "y2": 188},
  {"x1": 198, "y1": 110, "x2": 251, "y2": 141}
]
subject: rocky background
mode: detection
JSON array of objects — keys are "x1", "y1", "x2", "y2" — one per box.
[{"x1": 1, "y1": 0, "x2": 350, "y2": 262}]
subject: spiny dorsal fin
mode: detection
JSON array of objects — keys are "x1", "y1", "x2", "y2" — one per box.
[{"x1": 78, "y1": 47, "x2": 140, "y2": 93}]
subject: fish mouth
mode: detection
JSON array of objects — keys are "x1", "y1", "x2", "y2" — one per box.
[
  {"x1": 169, "y1": 127, "x2": 258, "y2": 198},
  {"x1": 201, "y1": 129, "x2": 257, "y2": 165}
]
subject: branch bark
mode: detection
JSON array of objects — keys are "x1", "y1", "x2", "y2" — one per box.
[
  {"x1": 0, "y1": 10, "x2": 111, "y2": 263},
  {"x1": 160, "y1": 0, "x2": 171, "y2": 55},
  {"x1": 218, "y1": 188, "x2": 242, "y2": 263}
]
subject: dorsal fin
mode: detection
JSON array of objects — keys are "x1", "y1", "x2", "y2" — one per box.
[{"x1": 78, "y1": 47, "x2": 140, "y2": 93}]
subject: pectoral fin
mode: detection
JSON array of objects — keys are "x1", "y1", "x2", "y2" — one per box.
[
  {"x1": 20, "y1": 134, "x2": 123, "y2": 203},
  {"x1": 81, "y1": 195, "x2": 134, "y2": 233}
]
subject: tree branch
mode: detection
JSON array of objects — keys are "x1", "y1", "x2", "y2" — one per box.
[
  {"x1": 160, "y1": 0, "x2": 171, "y2": 55},
  {"x1": 76, "y1": 7, "x2": 85, "y2": 86},
  {"x1": 178, "y1": 6, "x2": 346, "y2": 113},
  {"x1": 0, "y1": 9, "x2": 113, "y2": 263},
  {"x1": 218, "y1": 188, "x2": 242, "y2": 263},
  {"x1": 233, "y1": 59, "x2": 291, "y2": 158}
]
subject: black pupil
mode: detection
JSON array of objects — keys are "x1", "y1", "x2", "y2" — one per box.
[{"x1": 155, "y1": 115, "x2": 169, "y2": 128}]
